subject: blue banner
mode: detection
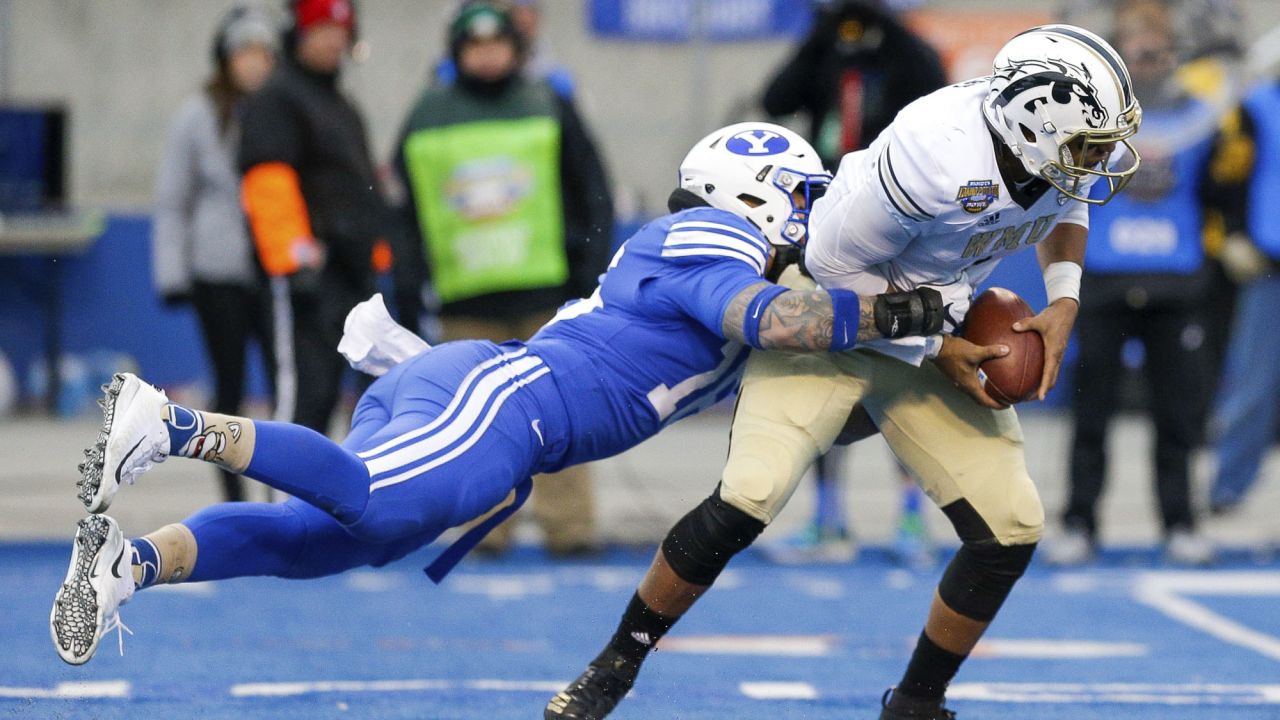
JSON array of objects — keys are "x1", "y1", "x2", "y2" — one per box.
[{"x1": 589, "y1": 0, "x2": 814, "y2": 42}]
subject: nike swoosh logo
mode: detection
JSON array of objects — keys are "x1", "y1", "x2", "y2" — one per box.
[
  {"x1": 115, "y1": 437, "x2": 146, "y2": 485},
  {"x1": 531, "y1": 420, "x2": 544, "y2": 446},
  {"x1": 111, "y1": 550, "x2": 124, "y2": 579}
]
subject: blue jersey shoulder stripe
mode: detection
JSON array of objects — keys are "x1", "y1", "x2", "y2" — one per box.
[
  {"x1": 669, "y1": 220, "x2": 770, "y2": 253},
  {"x1": 660, "y1": 244, "x2": 766, "y2": 275},
  {"x1": 665, "y1": 229, "x2": 769, "y2": 259}
]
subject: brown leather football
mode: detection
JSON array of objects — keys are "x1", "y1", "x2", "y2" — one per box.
[{"x1": 962, "y1": 288, "x2": 1044, "y2": 405}]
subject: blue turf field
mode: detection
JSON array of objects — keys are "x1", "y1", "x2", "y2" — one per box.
[{"x1": 4, "y1": 542, "x2": 1280, "y2": 719}]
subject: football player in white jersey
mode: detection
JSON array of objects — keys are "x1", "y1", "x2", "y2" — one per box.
[{"x1": 548, "y1": 24, "x2": 1141, "y2": 720}]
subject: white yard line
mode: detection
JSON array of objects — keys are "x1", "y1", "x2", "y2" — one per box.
[
  {"x1": 229, "y1": 678, "x2": 566, "y2": 698},
  {"x1": 0, "y1": 680, "x2": 130, "y2": 699},
  {"x1": 949, "y1": 682, "x2": 1280, "y2": 705},
  {"x1": 658, "y1": 634, "x2": 837, "y2": 656},
  {"x1": 739, "y1": 682, "x2": 819, "y2": 700},
  {"x1": 1135, "y1": 580, "x2": 1280, "y2": 661},
  {"x1": 972, "y1": 639, "x2": 1147, "y2": 658}
]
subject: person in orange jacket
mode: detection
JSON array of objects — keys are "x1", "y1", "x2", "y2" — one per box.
[{"x1": 239, "y1": 0, "x2": 390, "y2": 433}]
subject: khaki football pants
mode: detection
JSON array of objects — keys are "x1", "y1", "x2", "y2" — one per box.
[
  {"x1": 442, "y1": 314, "x2": 595, "y2": 553},
  {"x1": 718, "y1": 269, "x2": 1043, "y2": 547}
]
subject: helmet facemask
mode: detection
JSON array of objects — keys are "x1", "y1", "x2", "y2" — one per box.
[
  {"x1": 1036, "y1": 104, "x2": 1142, "y2": 205},
  {"x1": 755, "y1": 165, "x2": 831, "y2": 248},
  {"x1": 983, "y1": 24, "x2": 1145, "y2": 206}
]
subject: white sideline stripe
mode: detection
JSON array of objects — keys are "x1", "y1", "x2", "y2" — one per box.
[
  {"x1": 1135, "y1": 585, "x2": 1280, "y2": 661},
  {"x1": 1139, "y1": 571, "x2": 1280, "y2": 595},
  {"x1": 448, "y1": 572, "x2": 556, "y2": 599},
  {"x1": 971, "y1": 639, "x2": 1147, "y2": 659},
  {"x1": 345, "y1": 570, "x2": 406, "y2": 592},
  {"x1": 0, "y1": 681, "x2": 131, "y2": 699},
  {"x1": 658, "y1": 635, "x2": 836, "y2": 657},
  {"x1": 464, "y1": 680, "x2": 565, "y2": 693},
  {"x1": 949, "y1": 682, "x2": 1280, "y2": 705},
  {"x1": 146, "y1": 582, "x2": 214, "y2": 595},
  {"x1": 229, "y1": 679, "x2": 567, "y2": 698},
  {"x1": 739, "y1": 682, "x2": 818, "y2": 700}
]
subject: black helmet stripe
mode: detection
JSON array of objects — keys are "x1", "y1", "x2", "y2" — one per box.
[{"x1": 1022, "y1": 25, "x2": 1132, "y2": 107}]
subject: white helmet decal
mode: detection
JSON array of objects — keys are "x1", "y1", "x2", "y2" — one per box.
[
  {"x1": 679, "y1": 122, "x2": 831, "y2": 248},
  {"x1": 724, "y1": 130, "x2": 792, "y2": 156}
]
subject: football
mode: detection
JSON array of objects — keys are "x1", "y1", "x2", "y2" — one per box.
[{"x1": 962, "y1": 288, "x2": 1044, "y2": 405}]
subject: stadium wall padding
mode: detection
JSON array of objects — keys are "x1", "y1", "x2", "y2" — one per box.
[{"x1": 0, "y1": 213, "x2": 1073, "y2": 409}]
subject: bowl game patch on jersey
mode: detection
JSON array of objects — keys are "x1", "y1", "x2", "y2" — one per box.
[{"x1": 956, "y1": 180, "x2": 1000, "y2": 213}]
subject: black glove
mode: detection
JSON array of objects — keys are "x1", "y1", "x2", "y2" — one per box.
[{"x1": 873, "y1": 286, "x2": 944, "y2": 338}]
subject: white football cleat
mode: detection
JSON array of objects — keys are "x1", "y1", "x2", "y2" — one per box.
[
  {"x1": 78, "y1": 373, "x2": 170, "y2": 513},
  {"x1": 50, "y1": 515, "x2": 135, "y2": 665}
]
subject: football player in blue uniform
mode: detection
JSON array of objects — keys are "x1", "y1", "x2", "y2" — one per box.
[{"x1": 51, "y1": 122, "x2": 943, "y2": 665}]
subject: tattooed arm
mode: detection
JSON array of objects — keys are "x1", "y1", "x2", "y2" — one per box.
[{"x1": 720, "y1": 282, "x2": 881, "y2": 351}]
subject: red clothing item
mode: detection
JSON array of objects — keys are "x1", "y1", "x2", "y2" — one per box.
[{"x1": 294, "y1": 0, "x2": 354, "y2": 33}]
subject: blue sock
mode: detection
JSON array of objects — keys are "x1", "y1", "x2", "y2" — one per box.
[
  {"x1": 243, "y1": 421, "x2": 371, "y2": 524},
  {"x1": 163, "y1": 403, "x2": 205, "y2": 456},
  {"x1": 130, "y1": 537, "x2": 161, "y2": 590}
]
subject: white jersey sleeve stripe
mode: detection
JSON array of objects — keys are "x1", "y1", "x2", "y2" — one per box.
[
  {"x1": 878, "y1": 145, "x2": 933, "y2": 222},
  {"x1": 661, "y1": 246, "x2": 765, "y2": 275},
  {"x1": 669, "y1": 221, "x2": 770, "y2": 252},
  {"x1": 665, "y1": 231, "x2": 769, "y2": 262},
  {"x1": 664, "y1": 229, "x2": 769, "y2": 271}
]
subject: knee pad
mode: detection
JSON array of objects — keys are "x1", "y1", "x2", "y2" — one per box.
[
  {"x1": 661, "y1": 488, "x2": 766, "y2": 586},
  {"x1": 937, "y1": 540, "x2": 1036, "y2": 623}
]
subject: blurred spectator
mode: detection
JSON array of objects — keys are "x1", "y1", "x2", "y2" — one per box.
[
  {"x1": 761, "y1": 0, "x2": 946, "y2": 169},
  {"x1": 152, "y1": 5, "x2": 279, "y2": 502},
  {"x1": 1174, "y1": 0, "x2": 1247, "y2": 409},
  {"x1": 1203, "y1": 67, "x2": 1280, "y2": 515},
  {"x1": 434, "y1": 0, "x2": 574, "y2": 99},
  {"x1": 392, "y1": 0, "x2": 613, "y2": 556},
  {"x1": 1047, "y1": 1, "x2": 1221, "y2": 566},
  {"x1": 758, "y1": 0, "x2": 946, "y2": 563},
  {"x1": 239, "y1": 0, "x2": 389, "y2": 434}
]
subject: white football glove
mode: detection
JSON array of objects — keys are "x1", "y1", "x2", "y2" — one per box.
[{"x1": 338, "y1": 294, "x2": 431, "y2": 377}]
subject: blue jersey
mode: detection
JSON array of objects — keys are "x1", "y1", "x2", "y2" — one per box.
[{"x1": 529, "y1": 207, "x2": 772, "y2": 467}]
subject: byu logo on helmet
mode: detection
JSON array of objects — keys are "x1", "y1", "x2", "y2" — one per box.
[{"x1": 726, "y1": 130, "x2": 790, "y2": 156}]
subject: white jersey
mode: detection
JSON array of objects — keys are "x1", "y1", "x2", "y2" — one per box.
[{"x1": 806, "y1": 79, "x2": 1091, "y2": 364}]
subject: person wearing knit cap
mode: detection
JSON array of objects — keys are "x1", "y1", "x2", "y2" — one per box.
[
  {"x1": 238, "y1": 0, "x2": 391, "y2": 437},
  {"x1": 152, "y1": 4, "x2": 280, "y2": 502},
  {"x1": 434, "y1": 0, "x2": 575, "y2": 99},
  {"x1": 392, "y1": 0, "x2": 614, "y2": 557}
]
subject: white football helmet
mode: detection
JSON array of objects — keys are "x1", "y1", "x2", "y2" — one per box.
[
  {"x1": 678, "y1": 122, "x2": 831, "y2": 248},
  {"x1": 982, "y1": 24, "x2": 1142, "y2": 205}
]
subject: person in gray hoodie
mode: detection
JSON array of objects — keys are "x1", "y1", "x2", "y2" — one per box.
[{"x1": 151, "y1": 5, "x2": 279, "y2": 502}]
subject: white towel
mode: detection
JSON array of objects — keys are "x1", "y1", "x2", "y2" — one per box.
[{"x1": 338, "y1": 294, "x2": 432, "y2": 377}]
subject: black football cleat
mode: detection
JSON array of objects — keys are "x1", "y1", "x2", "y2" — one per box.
[
  {"x1": 879, "y1": 688, "x2": 957, "y2": 719},
  {"x1": 544, "y1": 646, "x2": 640, "y2": 719}
]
